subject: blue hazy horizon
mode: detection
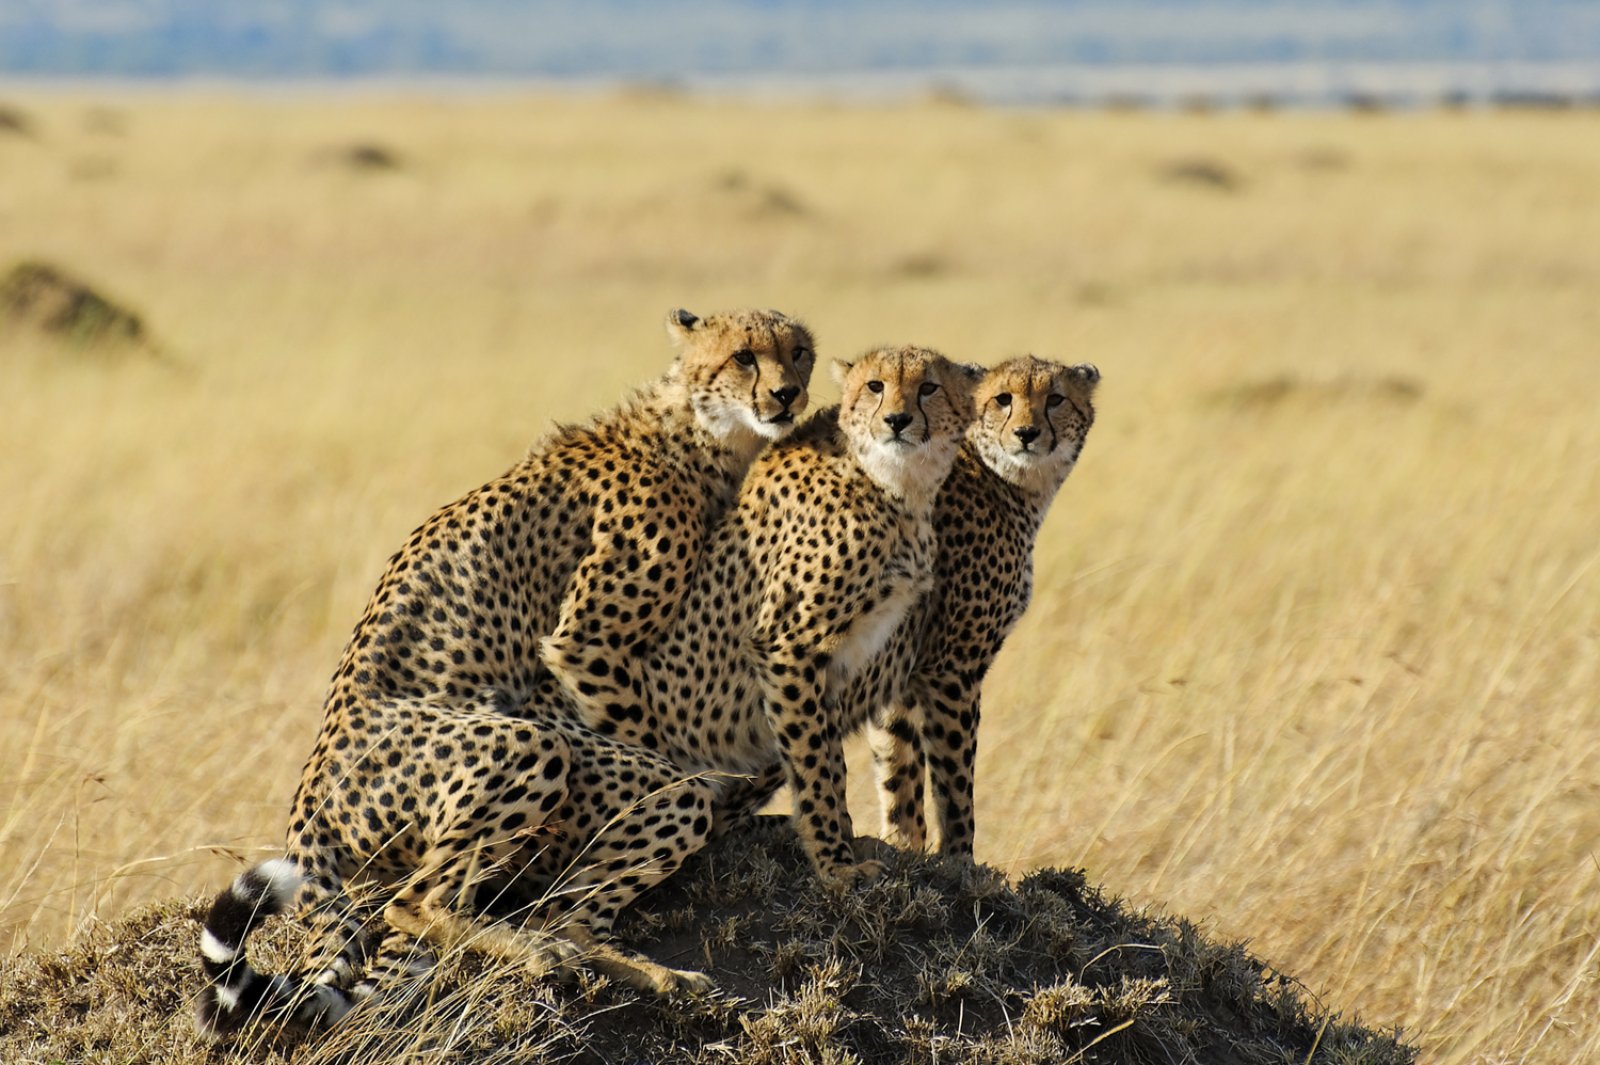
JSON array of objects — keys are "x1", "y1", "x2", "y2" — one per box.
[{"x1": 4, "y1": 1, "x2": 1599, "y2": 103}]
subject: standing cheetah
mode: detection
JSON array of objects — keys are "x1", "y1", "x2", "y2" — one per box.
[
  {"x1": 540, "y1": 345, "x2": 979, "y2": 889},
  {"x1": 866, "y1": 356, "x2": 1099, "y2": 855},
  {"x1": 701, "y1": 357, "x2": 1100, "y2": 858},
  {"x1": 194, "y1": 308, "x2": 814, "y2": 1036}
]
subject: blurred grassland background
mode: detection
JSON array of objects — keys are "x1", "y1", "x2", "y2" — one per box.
[{"x1": 1, "y1": 91, "x2": 1598, "y2": 1062}]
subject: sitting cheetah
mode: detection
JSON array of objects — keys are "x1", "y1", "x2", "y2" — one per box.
[
  {"x1": 195, "y1": 308, "x2": 814, "y2": 1036},
  {"x1": 543, "y1": 345, "x2": 979, "y2": 889},
  {"x1": 866, "y1": 356, "x2": 1099, "y2": 855},
  {"x1": 538, "y1": 310, "x2": 814, "y2": 723}
]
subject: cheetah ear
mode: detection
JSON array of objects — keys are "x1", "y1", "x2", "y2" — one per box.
[
  {"x1": 1068, "y1": 363, "x2": 1101, "y2": 394},
  {"x1": 665, "y1": 308, "x2": 700, "y2": 344},
  {"x1": 829, "y1": 359, "x2": 855, "y2": 389},
  {"x1": 944, "y1": 360, "x2": 981, "y2": 415}
]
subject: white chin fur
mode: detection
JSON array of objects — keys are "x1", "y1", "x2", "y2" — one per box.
[
  {"x1": 750, "y1": 414, "x2": 791, "y2": 440},
  {"x1": 858, "y1": 436, "x2": 948, "y2": 499},
  {"x1": 984, "y1": 444, "x2": 1074, "y2": 493},
  {"x1": 697, "y1": 401, "x2": 784, "y2": 445}
]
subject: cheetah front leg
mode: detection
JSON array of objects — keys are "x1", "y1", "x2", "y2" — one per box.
[
  {"x1": 540, "y1": 778, "x2": 718, "y2": 994},
  {"x1": 378, "y1": 721, "x2": 586, "y2": 985},
  {"x1": 381, "y1": 849, "x2": 582, "y2": 983},
  {"x1": 760, "y1": 650, "x2": 884, "y2": 890},
  {"x1": 867, "y1": 697, "x2": 929, "y2": 852},
  {"x1": 540, "y1": 492, "x2": 699, "y2": 739},
  {"x1": 918, "y1": 674, "x2": 983, "y2": 857}
]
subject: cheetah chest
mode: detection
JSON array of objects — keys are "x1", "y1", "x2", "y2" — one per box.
[{"x1": 829, "y1": 541, "x2": 935, "y2": 683}]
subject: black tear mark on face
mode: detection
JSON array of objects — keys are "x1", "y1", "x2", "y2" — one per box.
[
  {"x1": 744, "y1": 333, "x2": 761, "y2": 409},
  {"x1": 913, "y1": 376, "x2": 933, "y2": 443},
  {"x1": 867, "y1": 378, "x2": 885, "y2": 425},
  {"x1": 994, "y1": 391, "x2": 1016, "y2": 438}
]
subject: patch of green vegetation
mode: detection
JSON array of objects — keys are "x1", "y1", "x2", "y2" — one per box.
[{"x1": 1, "y1": 259, "x2": 150, "y2": 351}]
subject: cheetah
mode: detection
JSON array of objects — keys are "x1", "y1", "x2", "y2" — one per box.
[
  {"x1": 865, "y1": 356, "x2": 1100, "y2": 856},
  {"x1": 693, "y1": 357, "x2": 1100, "y2": 858},
  {"x1": 536, "y1": 308, "x2": 814, "y2": 722},
  {"x1": 534, "y1": 345, "x2": 980, "y2": 890},
  {"x1": 194, "y1": 308, "x2": 814, "y2": 1036}
]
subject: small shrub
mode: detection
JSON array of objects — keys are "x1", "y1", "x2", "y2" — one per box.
[
  {"x1": 1209, "y1": 374, "x2": 1425, "y2": 411},
  {"x1": 1, "y1": 260, "x2": 149, "y2": 350},
  {"x1": 0, "y1": 103, "x2": 33, "y2": 137},
  {"x1": 315, "y1": 142, "x2": 405, "y2": 171},
  {"x1": 1158, "y1": 157, "x2": 1243, "y2": 193}
]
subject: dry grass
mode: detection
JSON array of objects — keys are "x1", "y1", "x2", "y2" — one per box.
[
  {"x1": 1, "y1": 90, "x2": 1596, "y2": 1062},
  {"x1": 0, "y1": 818, "x2": 1412, "y2": 1064}
]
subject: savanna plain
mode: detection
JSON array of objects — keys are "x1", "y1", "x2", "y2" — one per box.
[{"x1": 1, "y1": 91, "x2": 1597, "y2": 1063}]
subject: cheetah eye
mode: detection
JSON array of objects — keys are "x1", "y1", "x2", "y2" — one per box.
[
  {"x1": 1046, "y1": 394, "x2": 1065, "y2": 409},
  {"x1": 918, "y1": 382, "x2": 939, "y2": 397},
  {"x1": 793, "y1": 347, "x2": 812, "y2": 363},
  {"x1": 994, "y1": 393, "x2": 1012, "y2": 408},
  {"x1": 866, "y1": 380, "x2": 884, "y2": 394},
  {"x1": 733, "y1": 349, "x2": 757, "y2": 368}
]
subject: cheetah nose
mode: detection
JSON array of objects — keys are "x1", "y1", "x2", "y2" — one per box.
[
  {"x1": 1014, "y1": 426, "x2": 1041, "y2": 445},
  {"x1": 771, "y1": 385, "x2": 800, "y2": 407},
  {"x1": 884, "y1": 412, "x2": 913, "y2": 435}
]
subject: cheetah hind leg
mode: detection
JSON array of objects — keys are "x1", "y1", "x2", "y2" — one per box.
[
  {"x1": 349, "y1": 926, "x2": 438, "y2": 1008},
  {"x1": 543, "y1": 773, "x2": 719, "y2": 995},
  {"x1": 380, "y1": 847, "x2": 583, "y2": 983},
  {"x1": 376, "y1": 718, "x2": 587, "y2": 985}
]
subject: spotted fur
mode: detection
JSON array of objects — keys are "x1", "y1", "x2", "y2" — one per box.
[
  {"x1": 866, "y1": 356, "x2": 1100, "y2": 854},
  {"x1": 195, "y1": 308, "x2": 814, "y2": 1036},
  {"x1": 706, "y1": 357, "x2": 1100, "y2": 858},
  {"x1": 539, "y1": 345, "x2": 980, "y2": 894}
]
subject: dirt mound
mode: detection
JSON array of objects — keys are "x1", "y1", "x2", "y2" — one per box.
[
  {"x1": 312, "y1": 142, "x2": 405, "y2": 172},
  {"x1": 1209, "y1": 374, "x2": 1425, "y2": 411},
  {"x1": 1, "y1": 259, "x2": 151, "y2": 351},
  {"x1": 0, "y1": 819, "x2": 1414, "y2": 1064},
  {"x1": 0, "y1": 103, "x2": 34, "y2": 137},
  {"x1": 1157, "y1": 158, "x2": 1244, "y2": 193},
  {"x1": 708, "y1": 169, "x2": 811, "y2": 219}
]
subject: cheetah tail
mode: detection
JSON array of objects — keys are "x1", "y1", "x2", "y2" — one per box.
[{"x1": 193, "y1": 857, "x2": 360, "y2": 1039}]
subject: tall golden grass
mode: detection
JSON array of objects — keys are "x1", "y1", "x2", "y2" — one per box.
[{"x1": 1, "y1": 90, "x2": 1596, "y2": 1062}]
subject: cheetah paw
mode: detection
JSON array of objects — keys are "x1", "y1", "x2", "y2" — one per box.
[
  {"x1": 821, "y1": 858, "x2": 887, "y2": 891},
  {"x1": 656, "y1": 967, "x2": 717, "y2": 995},
  {"x1": 528, "y1": 935, "x2": 584, "y2": 980},
  {"x1": 852, "y1": 834, "x2": 903, "y2": 863}
]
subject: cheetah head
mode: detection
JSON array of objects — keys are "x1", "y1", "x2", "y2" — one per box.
[
  {"x1": 970, "y1": 356, "x2": 1099, "y2": 495},
  {"x1": 667, "y1": 308, "x2": 815, "y2": 446},
  {"x1": 832, "y1": 345, "x2": 979, "y2": 504}
]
